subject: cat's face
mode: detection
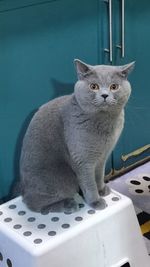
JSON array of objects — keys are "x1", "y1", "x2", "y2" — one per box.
[{"x1": 74, "y1": 60, "x2": 135, "y2": 114}]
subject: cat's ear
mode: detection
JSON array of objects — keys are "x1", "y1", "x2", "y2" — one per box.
[
  {"x1": 119, "y1": 61, "x2": 135, "y2": 78},
  {"x1": 74, "y1": 59, "x2": 92, "y2": 80}
]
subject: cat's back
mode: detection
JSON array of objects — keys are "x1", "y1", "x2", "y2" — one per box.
[
  {"x1": 40, "y1": 94, "x2": 71, "y2": 111},
  {"x1": 39, "y1": 94, "x2": 71, "y2": 118},
  {"x1": 22, "y1": 94, "x2": 72, "y2": 152},
  {"x1": 29, "y1": 94, "x2": 71, "y2": 129}
]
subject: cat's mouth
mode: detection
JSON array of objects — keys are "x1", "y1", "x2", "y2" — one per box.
[
  {"x1": 93, "y1": 98, "x2": 117, "y2": 109},
  {"x1": 102, "y1": 98, "x2": 117, "y2": 105},
  {"x1": 102, "y1": 99, "x2": 109, "y2": 105}
]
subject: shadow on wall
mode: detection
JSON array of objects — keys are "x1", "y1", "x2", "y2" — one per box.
[
  {"x1": 8, "y1": 79, "x2": 74, "y2": 201},
  {"x1": 50, "y1": 78, "x2": 74, "y2": 99},
  {"x1": 9, "y1": 109, "x2": 37, "y2": 201}
]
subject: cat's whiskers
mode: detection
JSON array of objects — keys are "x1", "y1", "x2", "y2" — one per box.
[
  {"x1": 109, "y1": 98, "x2": 117, "y2": 105},
  {"x1": 92, "y1": 99, "x2": 103, "y2": 107}
]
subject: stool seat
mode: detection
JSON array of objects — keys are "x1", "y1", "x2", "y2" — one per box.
[{"x1": 0, "y1": 190, "x2": 149, "y2": 267}]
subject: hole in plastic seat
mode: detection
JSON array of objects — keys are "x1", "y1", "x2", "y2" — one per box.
[
  {"x1": 0, "y1": 252, "x2": 3, "y2": 261},
  {"x1": 121, "y1": 263, "x2": 130, "y2": 267},
  {"x1": 7, "y1": 258, "x2": 12, "y2": 267}
]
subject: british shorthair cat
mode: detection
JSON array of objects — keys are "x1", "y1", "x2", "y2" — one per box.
[{"x1": 20, "y1": 59, "x2": 135, "y2": 213}]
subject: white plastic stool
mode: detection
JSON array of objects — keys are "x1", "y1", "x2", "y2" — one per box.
[{"x1": 0, "y1": 190, "x2": 149, "y2": 267}]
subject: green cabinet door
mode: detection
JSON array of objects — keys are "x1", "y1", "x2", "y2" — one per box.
[
  {"x1": 0, "y1": 0, "x2": 105, "y2": 199},
  {"x1": 112, "y1": 0, "x2": 150, "y2": 174}
]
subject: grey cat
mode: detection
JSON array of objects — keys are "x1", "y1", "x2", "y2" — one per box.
[{"x1": 20, "y1": 59, "x2": 135, "y2": 213}]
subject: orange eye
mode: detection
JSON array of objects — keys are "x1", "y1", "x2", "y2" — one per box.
[
  {"x1": 90, "y1": 83, "x2": 99, "y2": 91},
  {"x1": 110, "y1": 84, "x2": 119, "y2": 90}
]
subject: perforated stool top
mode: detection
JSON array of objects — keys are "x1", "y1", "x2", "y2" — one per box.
[
  {"x1": 0, "y1": 190, "x2": 125, "y2": 253},
  {"x1": 0, "y1": 190, "x2": 149, "y2": 267}
]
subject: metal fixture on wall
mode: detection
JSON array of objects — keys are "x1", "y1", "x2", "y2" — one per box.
[
  {"x1": 104, "y1": 0, "x2": 125, "y2": 62},
  {"x1": 116, "y1": 0, "x2": 125, "y2": 58},
  {"x1": 105, "y1": 145, "x2": 150, "y2": 181},
  {"x1": 104, "y1": 0, "x2": 113, "y2": 62},
  {"x1": 121, "y1": 144, "x2": 150, "y2": 162}
]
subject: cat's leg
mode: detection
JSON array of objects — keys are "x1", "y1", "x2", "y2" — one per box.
[
  {"x1": 23, "y1": 192, "x2": 78, "y2": 213},
  {"x1": 23, "y1": 191, "x2": 53, "y2": 212},
  {"x1": 48, "y1": 198, "x2": 79, "y2": 213},
  {"x1": 76, "y1": 164, "x2": 107, "y2": 210},
  {"x1": 22, "y1": 161, "x2": 79, "y2": 213},
  {"x1": 95, "y1": 161, "x2": 111, "y2": 196}
]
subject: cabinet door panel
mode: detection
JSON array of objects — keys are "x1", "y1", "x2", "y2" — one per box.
[
  {"x1": 0, "y1": 0, "x2": 103, "y2": 199},
  {"x1": 113, "y1": 0, "x2": 150, "y2": 172}
]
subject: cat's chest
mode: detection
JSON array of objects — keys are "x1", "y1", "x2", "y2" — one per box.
[
  {"x1": 70, "y1": 112, "x2": 124, "y2": 154},
  {"x1": 63, "y1": 106, "x2": 124, "y2": 160},
  {"x1": 80, "y1": 112, "x2": 124, "y2": 139}
]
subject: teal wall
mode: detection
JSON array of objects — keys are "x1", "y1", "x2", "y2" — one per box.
[
  {"x1": 0, "y1": 0, "x2": 103, "y2": 199},
  {"x1": 0, "y1": 0, "x2": 149, "y2": 200}
]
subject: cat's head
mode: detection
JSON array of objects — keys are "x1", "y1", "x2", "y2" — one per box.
[{"x1": 74, "y1": 59, "x2": 135, "y2": 114}]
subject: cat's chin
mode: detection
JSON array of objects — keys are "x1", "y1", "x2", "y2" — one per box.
[
  {"x1": 98, "y1": 101, "x2": 111, "y2": 110},
  {"x1": 97, "y1": 102, "x2": 118, "y2": 112},
  {"x1": 99, "y1": 105, "x2": 110, "y2": 111}
]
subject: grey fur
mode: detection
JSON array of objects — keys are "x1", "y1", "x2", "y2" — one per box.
[{"x1": 20, "y1": 59, "x2": 135, "y2": 212}]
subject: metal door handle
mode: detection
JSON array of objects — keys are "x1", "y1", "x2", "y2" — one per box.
[
  {"x1": 104, "y1": 0, "x2": 113, "y2": 62},
  {"x1": 116, "y1": 0, "x2": 125, "y2": 57}
]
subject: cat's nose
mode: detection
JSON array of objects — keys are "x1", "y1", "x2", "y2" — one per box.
[{"x1": 101, "y1": 94, "x2": 108, "y2": 100}]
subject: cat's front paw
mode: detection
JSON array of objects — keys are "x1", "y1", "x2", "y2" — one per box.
[
  {"x1": 99, "y1": 185, "x2": 111, "y2": 197},
  {"x1": 90, "y1": 198, "x2": 107, "y2": 210},
  {"x1": 64, "y1": 198, "x2": 79, "y2": 214}
]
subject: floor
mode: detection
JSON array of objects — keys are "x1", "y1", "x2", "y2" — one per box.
[{"x1": 109, "y1": 161, "x2": 150, "y2": 255}]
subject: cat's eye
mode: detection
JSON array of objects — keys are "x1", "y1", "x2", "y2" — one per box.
[
  {"x1": 90, "y1": 83, "x2": 99, "y2": 91},
  {"x1": 110, "y1": 83, "x2": 119, "y2": 91}
]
